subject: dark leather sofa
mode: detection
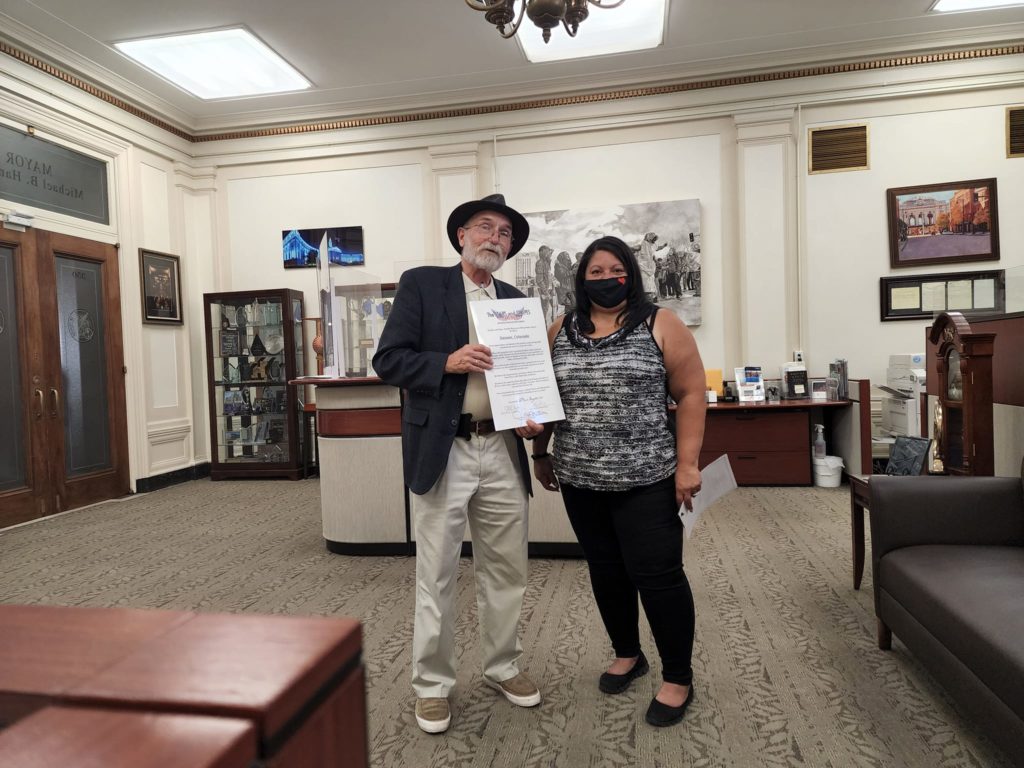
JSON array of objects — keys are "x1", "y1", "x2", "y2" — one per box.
[{"x1": 869, "y1": 474, "x2": 1024, "y2": 760}]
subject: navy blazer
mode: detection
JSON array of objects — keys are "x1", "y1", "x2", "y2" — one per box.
[{"x1": 372, "y1": 264, "x2": 533, "y2": 496}]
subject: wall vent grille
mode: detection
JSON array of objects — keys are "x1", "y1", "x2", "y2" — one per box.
[
  {"x1": 1008, "y1": 107, "x2": 1024, "y2": 158},
  {"x1": 808, "y1": 124, "x2": 869, "y2": 174}
]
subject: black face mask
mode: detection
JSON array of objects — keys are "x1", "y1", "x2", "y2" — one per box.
[{"x1": 583, "y1": 276, "x2": 629, "y2": 308}]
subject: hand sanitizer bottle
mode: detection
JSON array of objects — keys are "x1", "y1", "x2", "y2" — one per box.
[{"x1": 813, "y1": 424, "x2": 826, "y2": 459}]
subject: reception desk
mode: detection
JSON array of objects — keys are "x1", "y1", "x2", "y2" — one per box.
[{"x1": 297, "y1": 377, "x2": 579, "y2": 556}]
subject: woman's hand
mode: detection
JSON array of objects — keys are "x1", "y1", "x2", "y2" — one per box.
[
  {"x1": 533, "y1": 456, "x2": 559, "y2": 492},
  {"x1": 675, "y1": 464, "x2": 702, "y2": 510},
  {"x1": 514, "y1": 419, "x2": 545, "y2": 439}
]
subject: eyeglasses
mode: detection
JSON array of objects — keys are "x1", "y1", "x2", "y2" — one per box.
[{"x1": 463, "y1": 221, "x2": 514, "y2": 242}]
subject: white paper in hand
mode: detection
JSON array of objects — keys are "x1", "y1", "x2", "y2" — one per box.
[{"x1": 679, "y1": 454, "x2": 737, "y2": 539}]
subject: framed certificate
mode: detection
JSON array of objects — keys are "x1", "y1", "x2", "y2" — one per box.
[{"x1": 219, "y1": 330, "x2": 240, "y2": 357}]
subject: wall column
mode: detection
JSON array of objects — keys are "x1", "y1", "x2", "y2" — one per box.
[
  {"x1": 429, "y1": 143, "x2": 479, "y2": 265},
  {"x1": 735, "y1": 110, "x2": 799, "y2": 373}
]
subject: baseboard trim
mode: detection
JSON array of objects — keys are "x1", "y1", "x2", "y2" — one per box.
[
  {"x1": 136, "y1": 463, "x2": 211, "y2": 493},
  {"x1": 324, "y1": 539, "x2": 582, "y2": 558}
]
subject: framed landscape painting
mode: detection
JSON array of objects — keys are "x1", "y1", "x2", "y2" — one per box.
[{"x1": 886, "y1": 178, "x2": 999, "y2": 269}]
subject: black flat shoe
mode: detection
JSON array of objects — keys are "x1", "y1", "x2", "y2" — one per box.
[
  {"x1": 645, "y1": 683, "x2": 695, "y2": 727},
  {"x1": 598, "y1": 651, "x2": 649, "y2": 694}
]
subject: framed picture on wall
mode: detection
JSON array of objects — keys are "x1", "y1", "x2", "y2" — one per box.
[
  {"x1": 879, "y1": 269, "x2": 1005, "y2": 321},
  {"x1": 499, "y1": 199, "x2": 703, "y2": 328},
  {"x1": 886, "y1": 178, "x2": 999, "y2": 269},
  {"x1": 139, "y1": 249, "x2": 183, "y2": 324}
]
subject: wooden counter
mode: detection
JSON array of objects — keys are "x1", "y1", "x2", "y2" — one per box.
[
  {"x1": 0, "y1": 706, "x2": 257, "y2": 768},
  {"x1": 0, "y1": 605, "x2": 367, "y2": 767},
  {"x1": 293, "y1": 377, "x2": 580, "y2": 557}
]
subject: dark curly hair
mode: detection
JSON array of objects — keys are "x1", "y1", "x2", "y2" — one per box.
[{"x1": 572, "y1": 235, "x2": 654, "y2": 334}]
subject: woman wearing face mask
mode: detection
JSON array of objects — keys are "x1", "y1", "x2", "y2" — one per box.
[{"x1": 525, "y1": 234, "x2": 706, "y2": 728}]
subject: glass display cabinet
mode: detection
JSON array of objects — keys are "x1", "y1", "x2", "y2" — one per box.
[
  {"x1": 320, "y1": 282, "x2": 396, "y2": 377},
  {"x1": 203, "y1": 289, "x2": 305, "y2": 479}
]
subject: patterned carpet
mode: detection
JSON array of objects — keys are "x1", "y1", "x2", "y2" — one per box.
[{"x1": 0, "y1": 479, "x2": 1013, "y2": 768}]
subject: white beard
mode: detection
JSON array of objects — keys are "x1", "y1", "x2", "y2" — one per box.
[{"x1": 463, "y1": 245, "x2": 504, "y2": 274}]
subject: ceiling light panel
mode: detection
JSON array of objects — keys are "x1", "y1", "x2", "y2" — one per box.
[
  {"x1": 114, "y1": 28, "x2": 310, "y2": 100},
  {"x1": 518, "y1": 0, "x2": 668, "y2": 63}
]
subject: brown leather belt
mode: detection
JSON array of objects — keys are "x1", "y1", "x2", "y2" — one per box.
[{"x1": 456, "y1": 414, "x2": 496, "y2": 439}]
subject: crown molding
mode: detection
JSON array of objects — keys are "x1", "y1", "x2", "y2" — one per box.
[{"x1": 2, "y1": 30, "x2": 1023, "y2": 146}]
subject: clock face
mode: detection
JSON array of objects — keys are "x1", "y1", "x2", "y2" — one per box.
[{"x1": 946, "y1": 348, "x2": 963, "y2": 401}]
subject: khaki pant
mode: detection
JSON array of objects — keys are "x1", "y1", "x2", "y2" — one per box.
[{"x1": 411, "y1": 430, "x2": 528, "y2": 698}]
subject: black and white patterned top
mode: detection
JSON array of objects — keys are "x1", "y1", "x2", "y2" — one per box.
[{"x1": 551, "y1": 310, "x2": 676, "y2": 491}]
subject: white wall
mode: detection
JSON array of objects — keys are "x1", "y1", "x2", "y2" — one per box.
[
  {"x1": 222, "y1": 160, "x2": 428, "y2": 314},
  {"x1": 4, "y1": 45, "x2": 1024, "y2": 482},
  {"x1": 493, "y1": 131, "x2": 727, "y2": 367},
  {"x1": 804, "y1": 99, "x2": 1024, "y2": 385}
]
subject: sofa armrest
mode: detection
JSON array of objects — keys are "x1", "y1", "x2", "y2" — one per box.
[{"x1": 870, "y1": 476, "x2": 1024, "y2": 560}]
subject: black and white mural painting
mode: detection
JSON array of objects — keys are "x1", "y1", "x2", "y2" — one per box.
[{"x1": 497, "y1": 199, "x2": 702, "y2": 326}]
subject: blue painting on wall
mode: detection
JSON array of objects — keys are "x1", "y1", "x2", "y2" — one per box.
[{"x1": 281, "y1": 226, "x2": 364, "y2": 268}]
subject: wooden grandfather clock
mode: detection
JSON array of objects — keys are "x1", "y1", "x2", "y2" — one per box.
[{"x1": 928, "y1": 312, "x2": 995, "y2": 476}]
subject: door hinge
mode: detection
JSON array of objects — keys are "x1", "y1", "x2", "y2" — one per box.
[{"x1": 122, "y1": 366, "x2": 128, "y2": 375}]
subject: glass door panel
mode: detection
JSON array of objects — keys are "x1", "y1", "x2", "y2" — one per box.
[
  {"x1": 55, "y1": 256, "x2": 111, "y2": 477},
  {"x1": 0, "y1": 245, "x2": 25, "y2": 492}
]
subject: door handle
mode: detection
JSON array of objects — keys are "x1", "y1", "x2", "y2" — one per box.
[
  {"x1": 34, "y1": 389, "x2": 44, "y2": 419},
  {"x1": 49, "y1": 388, "x2": 60, "y2": 419}
]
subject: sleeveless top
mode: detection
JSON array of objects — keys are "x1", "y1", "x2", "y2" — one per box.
[{"x1": 551, "y1": 309, "x2": 676, "y2": 491}]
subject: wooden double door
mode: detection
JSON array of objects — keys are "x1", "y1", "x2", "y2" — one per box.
[{"x1": 0, "y1": 228, "x2": 129, "y2": 527}]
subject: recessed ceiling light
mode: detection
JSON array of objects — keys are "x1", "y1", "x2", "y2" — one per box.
[
  {"x1": 114, "y1": 27, "x2": 310, "y2": 100},
  {"x1": 930, "y1": 0, "x2": 1024, "y2": 12},
  {"x1": 518, "y1": 0, "x2": 667, "y2": 64}
]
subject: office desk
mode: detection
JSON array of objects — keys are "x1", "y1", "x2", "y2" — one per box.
[{"x1": 701, "y1": 399, "x2": 852, "y2": 485}]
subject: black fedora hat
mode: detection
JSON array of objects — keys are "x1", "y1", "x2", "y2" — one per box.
[{"x1": 446, "y1": 194, "x2": 529, "y2": 259}]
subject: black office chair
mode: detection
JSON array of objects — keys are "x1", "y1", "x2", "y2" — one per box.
[
  {"x1": 884, "y1": 435, "x2": 932, "y2": 476},
  {"x1": 850, "y1": 434, "x2": 932, "y2": 590}
]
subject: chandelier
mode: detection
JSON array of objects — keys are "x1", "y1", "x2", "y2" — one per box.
[{"x1": 464, "y1": 0, "x2": 626, "y2": 44}]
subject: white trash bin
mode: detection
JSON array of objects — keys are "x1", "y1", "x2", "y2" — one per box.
[{"x1": 812, "y1": 455, "x2": 844, "y2": 487}]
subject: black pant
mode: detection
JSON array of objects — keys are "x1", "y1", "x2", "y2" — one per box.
[{"x1": 561, "y1": 476, "x2": 695, "y2": 686}]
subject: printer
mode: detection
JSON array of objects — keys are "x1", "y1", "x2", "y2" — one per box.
[{"x1": 880, "y1": 353, "x2": 926, "y2": 436}]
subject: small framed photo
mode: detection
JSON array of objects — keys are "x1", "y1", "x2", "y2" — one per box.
[
  {"x1": 810, "y1": 379, "x2": 828, "y2": 401},
  {"x1": 139, "y1": 249, "x2": 183, "y2": 324},
  {"x1": 886, "y1": 178, "x2": 999, "y2": 269}
]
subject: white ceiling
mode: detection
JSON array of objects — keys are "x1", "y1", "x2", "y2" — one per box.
[{"x1": 2, "y1": 0, "x2": 1024, "y2": 134}]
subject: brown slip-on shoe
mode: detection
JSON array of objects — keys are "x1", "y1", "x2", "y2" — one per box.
[
  {"x1": 486, "y1": 672, "x2": 541, "y2": 707},
  {"x1": 415, "y1": 697, "x2": 451, "y2": 733}
]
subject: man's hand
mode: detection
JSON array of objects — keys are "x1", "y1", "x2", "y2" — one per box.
[{"x1": 445, "y1": 344, "x2": 492, "y2": 374}]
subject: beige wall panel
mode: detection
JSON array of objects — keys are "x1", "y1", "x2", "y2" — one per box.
[
  {"x1": 993, "y1": 404, "x2": 1024, "y2": 478},
  {"x1": 319, "y1": 436, "x2": 406, "y2": 543}
]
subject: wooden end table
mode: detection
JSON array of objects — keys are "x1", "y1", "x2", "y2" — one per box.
[{"x1": 849, "y1": 474, "x2": 870, "y2": 590}]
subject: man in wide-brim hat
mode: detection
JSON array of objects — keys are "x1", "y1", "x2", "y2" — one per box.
[{"x1": 373, "y1": 194, "x2": 541, "y2": 735}]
